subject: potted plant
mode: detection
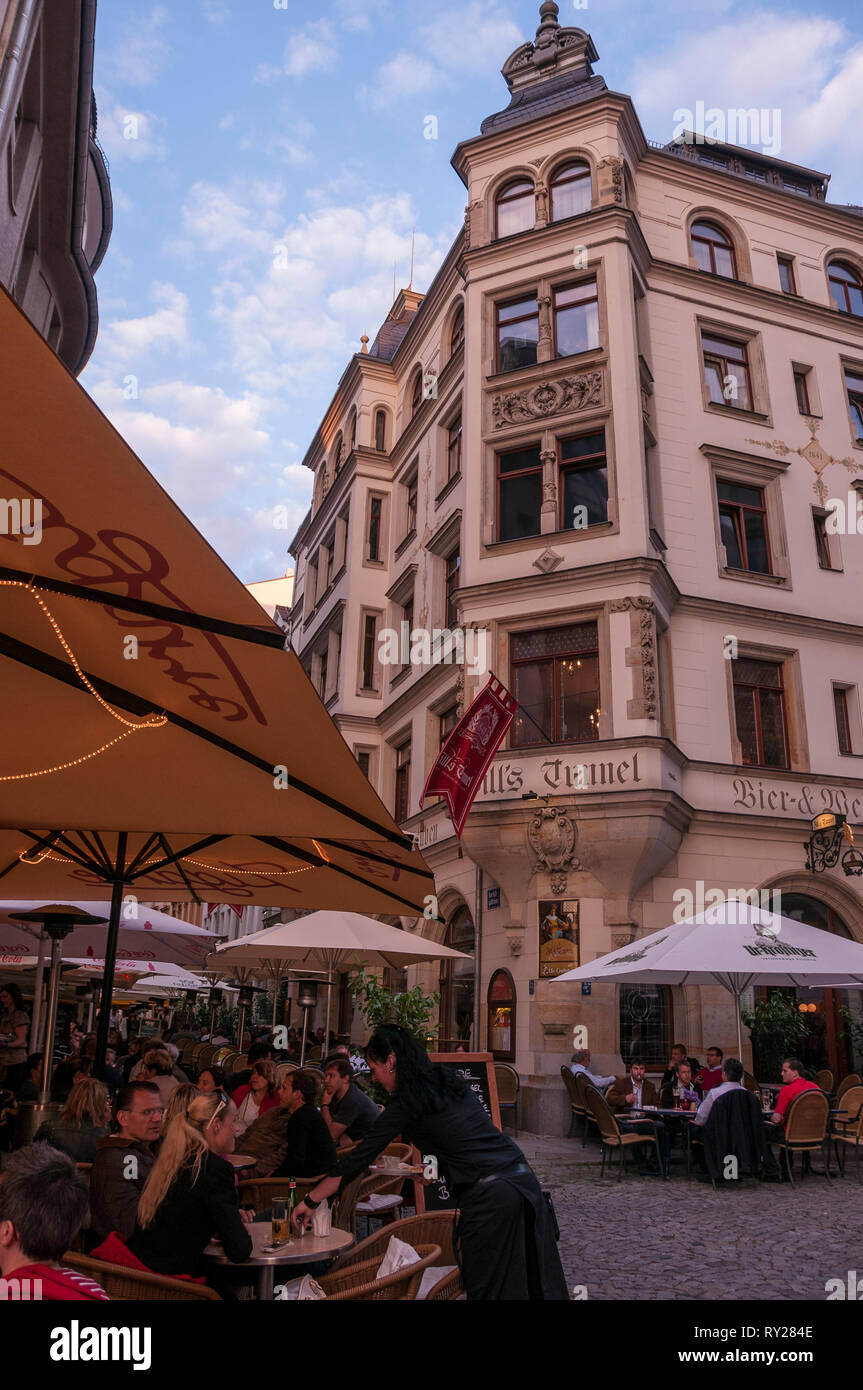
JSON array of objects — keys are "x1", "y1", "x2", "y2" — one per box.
[{"x1": 741, "y1": 992, "x2": 810, "y2": 1080}]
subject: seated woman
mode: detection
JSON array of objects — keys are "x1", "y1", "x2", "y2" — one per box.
[
  {"x1": 125, "y1": 1090, "x2": 253, "y2": 1279},
  {"x1": 138, "y1": 1048, "x2": 180, "y2": 1108},
  {"x1": 160, "y1": 1083, "x2": 200, "y2": 1137},
  {"x1": 197, "y1": 1066, "x2": 226, "y2": 1096},
  {"x1": 231, "y1": 1060, "x2": 279, "y2": 1138},
  {"x1": 34, "y1": 1078, "x2": 109, "y2": 1163}
]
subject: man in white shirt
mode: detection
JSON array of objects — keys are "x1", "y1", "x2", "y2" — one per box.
[{"x1": 569, "y1": 1048, "x2": 615, "y2": 1091}]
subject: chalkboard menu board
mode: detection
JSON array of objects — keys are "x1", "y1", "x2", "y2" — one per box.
[{"x1": 418, "y1": 1053, "x2": 502, "y2": 1212}]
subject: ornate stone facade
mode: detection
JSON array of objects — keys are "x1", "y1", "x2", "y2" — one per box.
[
  {"x1": 491, "y1": 370, "x2": 603, "y2": 428},
  {"x1": 611, "y1": 597, "x2": 658, "y2": 721}
]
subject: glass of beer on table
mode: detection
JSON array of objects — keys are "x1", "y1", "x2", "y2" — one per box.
[{"x1": 272, "y1": 1198, "x2": 290, "y2": 1247}]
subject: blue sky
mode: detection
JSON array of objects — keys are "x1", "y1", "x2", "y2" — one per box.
[{"x1": 84, "y1": 0, "x2": 863, "y2": 584}]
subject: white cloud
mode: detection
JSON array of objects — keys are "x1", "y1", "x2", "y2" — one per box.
[
  {"x1": 335, "y1": 0, "x2": 390, "y2": 32},
  {"x1": 364, "y1": 1, "x2": 521, "y2": 107},
  {"x1": 365, "y1": 53, "x2": 439, "y2": 109},
  {"x1": 94, "y1": 93, "x2": 166, "y2": 162},
  {"x1": 283, "y1": 19, "x2": 339, "y2": 78},
  {"x1": 165, "y1": 179, "x2": 285, "y2": 264},
  {"x1": 97, "y1": 283, "x2": 193, "y2": 365},
  {"x1": 218, "y1": 111, "x2": 239, "y2": 131},
  {"x1": 202, "y1": 0, "x2": 230, "y2": 23},
  {"x1": 102, "y1": 4, "x2": 173, "y2": 88},
  {"x1": 83, "y1": 377, "x2": 303, "y2": 581}
]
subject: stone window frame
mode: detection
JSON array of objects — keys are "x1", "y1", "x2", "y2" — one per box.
[
  {"x1": 684, "y1": 207, "x2": 753, "y2": 283},
  {"x1": 363, "y1": 488, "x2": 389, "y2": 568},
  {"x1": 723, "y1": 641, "x2": 809, "y2": 773},
  {"x1": 488, "y1": 167, "x2": 537, "y2": 243},
  {"x1": 825, "y1": 250, "x2": 863, "y2": 316},
  {"x1": 357, "y1": 606, "x2": 384, "y2": 696},
  {"x1": 695, "y1": 314, "x2": 772, "y2": 425},
  {"x1": 832, "y1": 682, "x2": 863, "y2": 758},
  {"x1": 502, "y1": 602, "x2": 613, "y2": 747},
  {"x1": 701, "y1": 444, "x2": 791, "y2": 590},
  {"x1": 485, "y1": 256, "x2": 610, "y2": 380},
  {"x1": 840, "y1": 354, "x2": 863, "y2": 451},
  {"x1": 484, "y1": 407, "x2": 618, "y2": 551}
]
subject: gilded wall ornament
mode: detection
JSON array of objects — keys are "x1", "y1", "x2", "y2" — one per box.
[{"x1": 747, "y1": 418, "x2": 862, "y2": 505}]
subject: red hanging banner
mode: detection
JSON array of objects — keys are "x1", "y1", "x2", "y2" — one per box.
[
  {"x1": 420, "y1": 676, "x2": 518, "y2": 837},
  {"x1": 207, "y1": 903, "x2": 244, "y2": 921}
]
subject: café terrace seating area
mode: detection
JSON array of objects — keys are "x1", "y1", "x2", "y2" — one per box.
[{"x1": 560, "y1": 1065, "x2": 863, "y2": 1185}]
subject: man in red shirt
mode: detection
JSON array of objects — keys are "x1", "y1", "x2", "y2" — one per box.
[
  {"x1": 696, "y1": 1046, "x2": 725, "y2": 1095},
  {"x1": 0, "y1": 1144, "x2": 108, "y2": 1300},
  {"x1": 762, "y1": 1056, "x2": 820, "y2": 1181}
]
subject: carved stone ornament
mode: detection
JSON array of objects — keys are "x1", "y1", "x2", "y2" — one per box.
[
  {"x1": 533, "y1": 547, "x2": 564, "y2": 574},
  {"x1": 611, "y1": 597, "x2": 658, "y2": 720},
  {"x1": 505, "y1": 928, "x2": 524, "y2": 957},
  {"x1": 492, "y1": 371, "x2": 602, "y2": 429},
  {"x1": 599, "y1": 155, "x2": 624, "y2": 203},
  {"x1": 528, "y1": 806, "x2": 580, "y2": 894}
]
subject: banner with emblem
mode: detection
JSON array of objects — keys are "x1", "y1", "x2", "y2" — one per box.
[{"x1": 420, "y1": 676, "x2": 517, "y2": 837}]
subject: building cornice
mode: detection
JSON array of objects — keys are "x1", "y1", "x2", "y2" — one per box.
[
  {"x1": 455, "y1": 554, "x2": 680, "y2": 614},
  {"x1": 651, "y1": 258, "x2": 863, "y2": 339},
  {"x1": 675, "y1": 592, "x2": 863, "y2": 642}
]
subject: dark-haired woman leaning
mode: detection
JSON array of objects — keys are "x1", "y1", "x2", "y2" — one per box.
[{"x1": 292, "y1": 1025, "x2": 568, "y2": 1300}]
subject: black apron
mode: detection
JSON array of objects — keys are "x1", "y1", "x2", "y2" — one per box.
[{"x1": 454, "y1": 1163, "x2": 569, "y2": 1300}]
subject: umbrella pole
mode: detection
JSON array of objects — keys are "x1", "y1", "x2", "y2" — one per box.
[
  {"x1": 300, "y1": 1006, "x2": 310, "y2": 1067},
  {"x1": 324, "y1": 978, "x2": 332, "y2": 1054},
  {"x1": 93, "y1": 834, "x2": 127, "y2": 1081}
]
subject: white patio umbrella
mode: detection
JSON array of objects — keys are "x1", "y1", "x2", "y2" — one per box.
[
  {"x1": 208, "y1": 912, "x2": 470, "y2": 1062},
  {"x1": 554, "y1": 900, "x2": 863, "y2": 1063}
]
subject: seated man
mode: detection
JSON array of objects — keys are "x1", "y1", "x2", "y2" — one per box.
[
  {"x1": 660, "y1": 1043, "x2": 701, "y2": 1090},
  {"x1": 89, "y1": 1081, "x2": 162, "y2": 1243},
  {"x1": 606, "y1": 1059, "x2": 669, "y2": 1176},
  {"x1": 660, "y1": 1060, "x2": 702, "y2": 1111},
  {"x1": 14, "y1": 1053, "x2": 43, "y2": 1103},
  {"x1": 270, "y1": 1070, "x2": 337, "y2": 1179},
  {"x1": 605, "y1": 1059, "x2": 659, "y2": 1111},
  {"x1": 569, "y1": 1048, "x2": 615, "y2": 1092},
  {"x1": 321, "y1": 1055, "x2": 380, "y2": 1146},
  {"x1": 762, "y1": 1055, "x2": 820, "y2": 1180},
  {"x1": 695, "y1": 1047, "x2": 724, "y2": 1096},
  {"x1": 690, "y1": 1056, "x2": 746, "y2": 1174},
  {"x1": 0, "y1": 1145, "x2": 109, "y2": 1300}
]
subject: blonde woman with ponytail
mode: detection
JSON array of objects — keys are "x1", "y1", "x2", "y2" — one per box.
[{"x1": 126, "y1": 1090, "x2": 253, "y2": 1279}]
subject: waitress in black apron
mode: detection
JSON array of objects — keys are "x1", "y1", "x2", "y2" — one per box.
[{"x1": 292, "y1": 1024, "x2": 569, "y2": 1300}]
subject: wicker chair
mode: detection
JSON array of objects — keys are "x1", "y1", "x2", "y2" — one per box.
[
  {"x1": 62, "y1": 1251, "x2": 221, "y2": 1300},
  {"x1": 560, "y1": 1066, "x2": 585, "y2": 1142},
  {"x1": 355, "y1": 1143, "x2": 414, "y2": 1230},
  {"x1": 274, "y1": 1061, "x2": 298, "y2": 1084},
  {"x1": 327, "y1": 1211, "x2": 462, "y2": 1300},
  {"x1": 494, "y1": 1063, "x2": 520, "y2": 1137},
  {"x1": 584, "y1": 1084, "x2": 660, "y2": 1180},
  {"x1": 224, "y1": 1051, "x2": 247, "y2": 1079},
  {"x1": 814, "y1": 1068, "x2": 835, "y2": 1095},
  {"x1": 831, "y1": 1089, "x2": 863, "y2": 1182},
  {"x1": 773, "y1": 1089, "x2": 830, "y2": 1186},
  {"x1": 237, "y1": 1175, "x2": 323, "y2": 1210},
  {"x1": 835, "y1": 1073, "x2": 861, "y2": 1105},
  {"x1": 318, "y1": 1244, "x2": 441, "y2": 1300}
]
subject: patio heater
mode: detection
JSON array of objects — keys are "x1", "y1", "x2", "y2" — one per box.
[
  {"x1": 297, "y1": 979, "x2": 318, "y2": 1066},
  {"x1": 7, "y1": 904, "x2": 106, "y2": 1144},
  {"x1": 236, "y1": 983, "x2": 255, "y2": 1050}
]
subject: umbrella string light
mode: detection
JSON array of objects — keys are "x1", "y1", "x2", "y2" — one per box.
[
  {"x1": 0, "y1": 580, "x2": 167, "y2": 781},
  {"x1": 20, "y1": 849, "x2": 319, "y2": 879}
]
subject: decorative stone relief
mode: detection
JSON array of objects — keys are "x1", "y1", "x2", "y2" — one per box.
[
  {"x1": 527, "y1": 806, "x2": 581, "y2": 895},
  {"x1": 611, "y1": 596, "x2": 658, "y2": 720},
  {"x1": 598, "y1": 155, "x2": 624, "y2": 204},
  {"x1": 505, "y1": 928, "x2": 524, "y2": 957},
  {"x1": 533, "y1": 547, "x2": 564, "y2": 574},
  {"x1": 492, "y1": 370, "x2": 603, "y2": 428}
]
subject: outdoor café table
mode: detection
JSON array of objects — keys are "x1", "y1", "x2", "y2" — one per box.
[
  {"x1": 204, "y1": 1223, "x2": 354, "y2": 1300},
  {"x1": 638, "y1": 1107, "x2": 699, "y2": 1176},
  {"x1": 225, "y1": 1153, "x2": 256, "y2": 1172}
]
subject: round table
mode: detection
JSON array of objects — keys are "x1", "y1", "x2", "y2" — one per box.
[
  {"x1": 205, "y1": 1222, "x2": 354, "y2": 1300},
  {"x1": 225, "y1": 1153, "x2": 256, "y2": 1171}
]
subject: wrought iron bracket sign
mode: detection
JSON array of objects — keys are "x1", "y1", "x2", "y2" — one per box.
[{"x1": 804, "y1": 812, "x2": 863, "y2": 876}]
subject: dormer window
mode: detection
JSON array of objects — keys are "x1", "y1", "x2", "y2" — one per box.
[
  {"x1": 550, "y1": 161, "x2": 591, "y2": 221},
  {"x1": 828, "y1": 261, "x2": 863, "y2": 317},
  {"x1": 495, "y1": 179, "x2": 534, "y2": 239},
  {"x1": 691, "y1": 221, "x2": 736, "y2": 278}
]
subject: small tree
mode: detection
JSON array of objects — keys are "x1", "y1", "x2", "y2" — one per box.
[
  {"x1": 741, "y1": 992, "x2": 810, "y2": 1080},
  {"x1": 346, "y1": 967, "x2": 441, "y2": 1104}
]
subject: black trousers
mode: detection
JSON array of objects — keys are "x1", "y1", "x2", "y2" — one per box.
[{"x1": 455, "y1": 1166, "x2": 569, "y2": 1300}]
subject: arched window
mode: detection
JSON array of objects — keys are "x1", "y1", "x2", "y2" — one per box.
[
  {"x1": 828, "y1": 260, "x2": 863, "y2": 317},
  {"x1": 333, "y1": 433, "x2": 343, "y2": 475},
  {"x1": 550, "y1": 161, "x2": 591, "y2": 221},
  {"x1": 410, "y1": 369, "x2": 423, "y2": 419},
  {"x1": 374, "y1": 409, "x2": 387, "y2": 452},
  {"x1": 450, "y1": 304, "x2": 465, "y2": 357},
  {"x1": 439, "y1": 905, "x2": 475, "y2": 1050},
  {"x1": 690, "y1": 221, "x2": 737, "y2": 278},
  {"x1": 495, "y1": 178, "x2": 534, "y2": 239},
  {"x1": 619, "y1": 983, "x2": 671, "y2": 1069},
  {"x1": 487, "y1": 969, "x2": 516, "y2": 1061},
  {"x1": 348, "y1": 408, "x2": 357, "y2": 452}
]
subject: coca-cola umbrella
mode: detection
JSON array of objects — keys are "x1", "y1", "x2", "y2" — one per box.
[
  {"x1": 554, "y1": 899, "x2": 863, "y2": 1063},
  {"x1": 0, "y1": 285, "x2": 434, "y2": 1073}
]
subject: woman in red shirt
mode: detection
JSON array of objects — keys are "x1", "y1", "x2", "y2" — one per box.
[{"x1": 231, "y1": 1060, "x2": 280, "y2": 1137}]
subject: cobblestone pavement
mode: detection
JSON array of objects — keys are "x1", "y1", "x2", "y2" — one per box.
[{"x1": 516, "y1": 1130, "x2": 863, "y2": 1301}]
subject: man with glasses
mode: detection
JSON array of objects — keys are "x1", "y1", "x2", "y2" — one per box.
[{"x1": 89, "y1": 1082, "x2": 162, "y2": 1244}]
